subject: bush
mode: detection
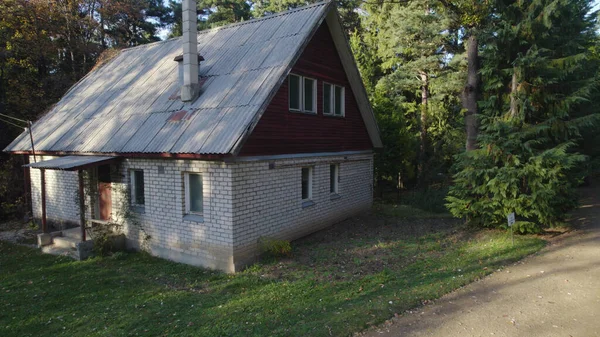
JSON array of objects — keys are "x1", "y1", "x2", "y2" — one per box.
[{"x1": 446, "y1": 119, "x2": 584, "y2": 233}]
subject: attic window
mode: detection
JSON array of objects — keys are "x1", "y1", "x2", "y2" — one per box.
[
  {"x1": 324, "y1": 83, "x2": 345, "y2": 117},
  {"x1": 288, "y1": 74, "x2": 316, "y2": 114}
]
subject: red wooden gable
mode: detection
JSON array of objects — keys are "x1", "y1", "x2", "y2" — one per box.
[{"x1": 238, "y1": 22, "x2": 373, "y2": 156}]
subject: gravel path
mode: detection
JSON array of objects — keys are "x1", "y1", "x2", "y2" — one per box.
[{"x1": 361, "y1": 186, "x2": 600, "y2": 337}]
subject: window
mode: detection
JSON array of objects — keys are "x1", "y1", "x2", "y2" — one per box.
[
  {"x1": 289, "y1": 74, "x2": 301, "y2": 110},
  {"x1": 130, "y1": 170, "x2": 145, "y2": 206},
  {"x1": 184, "y1": 173, "x2": 203, "y2": 215},
  {"x1": 330, "y1": 164, "x2": 339, "y2": 194},
  {"x1": 288, "y1": 74, "x2": 316, "y2": 113},
  {"x1": 303, "y1": 77, "x2": 316, "y2": 112},
  {"x1": 323, "y1": 83, "x2": 332, "y2": 114},
  {"x1": 323, "y1": 83, "x2": 345, "y2": 116},
  {"x1": 301, "y1": 167, "x2": 313, "y2": 200}
]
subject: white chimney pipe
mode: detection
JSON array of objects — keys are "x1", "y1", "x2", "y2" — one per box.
[{"x1": 181, "y1": 0, "x2": 199, "y2": 102}]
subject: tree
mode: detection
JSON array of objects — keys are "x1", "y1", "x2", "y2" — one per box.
[
  {"x1": 253, "y1": 0, "x2": 363, "y2": 33},
  {"x1": 375, "y1": 0, "x2": 453, "y2": 182},
  {"x1": 447, "y1": 0, "x2": 600, "y2": 232},
  {"x1": 99, "y1": 0, "x2": 173, "y2": 47}
]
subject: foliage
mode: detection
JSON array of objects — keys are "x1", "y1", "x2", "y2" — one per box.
[
  {"x1": 447, "y1": 120, "x2": 586, "y2": 232},
  {"x1": 91, "y1": 225, "x2": 120, "y2": 256},
  {"x1": 356, "y1": 1, "x2": 466, "y2": 188},
  {"x1": 0, "y1": 216, "x2": 545, "y2": 336},
  {"x1": 258, "y1": 237, "x2": 292, "y2": 258},
  {"x1": 0, "y1": 155, "x2": 26, "y2": 219},
  {"x1": 252, "y1": 0, "x2": 362, "y2": 32},
  {"x1": 447, "y1": 0, "x2": 600, "y2": 233}
]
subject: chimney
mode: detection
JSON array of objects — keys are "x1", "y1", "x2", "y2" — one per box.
[{"x1": 181, "y1": 0, "x2": 199, "y2": 102}]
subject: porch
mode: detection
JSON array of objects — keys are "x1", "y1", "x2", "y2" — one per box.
[{"x1": 25, "y1": 155, "x2": 121, "y2": 259}]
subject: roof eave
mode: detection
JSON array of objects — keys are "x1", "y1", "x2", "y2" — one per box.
[
  {"x1": 11, "y1": 150, "x2": 231, "y2": 161},
  {"x1": 323, "y1": 9, "x2": 383, "y2": 149}
]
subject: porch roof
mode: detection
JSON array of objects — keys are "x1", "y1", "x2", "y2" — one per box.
[{"x1": 24, "y1": 155, "x2": 120, "y2": 171}]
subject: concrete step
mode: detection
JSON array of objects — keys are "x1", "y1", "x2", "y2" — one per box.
[
  {"x1": 62, "y1": 227, "x2": 84, "y2": 240},
  {"x1": 53, "y1": 236, "x2": 79, "y2": 249},
  {"x1": 41, "y1": 245, "x2": 78, "y2": 260}
]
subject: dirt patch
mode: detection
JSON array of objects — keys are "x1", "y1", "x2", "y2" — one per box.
[
  {"x1": 255, "y1": 212, "x2": 461, "y2": 282},
  {"x1": 0, "y1": 220, "x2": 39, "y2": 247}
]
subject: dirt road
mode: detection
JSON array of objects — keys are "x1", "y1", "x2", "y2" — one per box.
[{"x1": 361, "y1": 186, "x2": 600, "y2": 337}]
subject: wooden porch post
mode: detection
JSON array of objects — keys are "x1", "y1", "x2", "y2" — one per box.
[
  {"x1": 78, "y1": 170, "x2": 86, "y2": 241},
  {"x1": 40, "y1": 168, "x2": 47, "y2": 233}
]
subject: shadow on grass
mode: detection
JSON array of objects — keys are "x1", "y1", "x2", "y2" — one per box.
[{"x1": 0, "y1": 223, "x2": 545, "y2": 337}]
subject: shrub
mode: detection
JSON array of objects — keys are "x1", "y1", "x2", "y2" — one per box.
[{"x1": 446, "y1": 119, "x2": 584, "y2": 233}]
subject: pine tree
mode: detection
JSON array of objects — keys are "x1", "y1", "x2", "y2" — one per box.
[{"x1": 447, "y1": 0, "x2": 600, "y2": 232}]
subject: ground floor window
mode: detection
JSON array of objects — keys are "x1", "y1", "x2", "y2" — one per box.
[
  {"x1": 301, "y1": 167, "x2": 313, "y2": 200},
  {"x1": 184, "y1": 173, "x2": 203, "y2": 214},
  {"x1": 330, "y1": 164, "x2": 339, "y2": 194},
  {"x1": 130, "y1": 170, "x2": 145, "y2": 206}
]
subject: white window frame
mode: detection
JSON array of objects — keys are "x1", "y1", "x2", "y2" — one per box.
[
  {"x1": 330, "y1": 164, "x2": 339, "y2": 194},
  {"x1": 323, "y1": 82, "x2": 345, "y2": 117},
  {"x1": 301, "y1": 167, "x2": 313, "y2": 201},
  {"x1": 288, "y1": 73, "x2": 317, "y2": 114},
  {"x1": 129, "y1": 169, "x2": 144, "y2": 207},
  {"x1": 184, "y1": 172, "x2": 203, "y2": 215}
]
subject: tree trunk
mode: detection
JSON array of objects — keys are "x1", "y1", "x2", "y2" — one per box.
[
  {"x1": 463, "y1": 34, "x2": 479, "y2": 151},
  {"x1": 509, "y1": 67, "x2": 518, "y2": 119},
  {"x1": 418, "y1": 71, "x2": 428, "y2": 183}
]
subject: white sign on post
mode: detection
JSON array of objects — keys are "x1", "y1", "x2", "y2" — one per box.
[{"x1": 507, "y1": 212, "x2": 516, "y2": 227}]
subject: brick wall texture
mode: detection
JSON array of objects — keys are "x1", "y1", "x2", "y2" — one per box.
[{"x1": 28, "y1": 153, "x2": 373, "y2": 272}]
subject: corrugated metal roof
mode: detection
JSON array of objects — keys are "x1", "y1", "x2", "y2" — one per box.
[
  {"x1": 5, "y1": 1, "x2": 332, "y2": 155},
  {"x1": 24, "y1": 156, "x2": 119, "y2": 171}
]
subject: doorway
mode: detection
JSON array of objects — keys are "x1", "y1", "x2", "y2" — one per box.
[{"x1": 97, "y1": 164, "x2": 112, "y2": 221}]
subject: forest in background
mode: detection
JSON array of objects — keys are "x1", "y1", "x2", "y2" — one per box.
[{"x1": 1, "y1": 0, "x2": 599, "y2": 233}]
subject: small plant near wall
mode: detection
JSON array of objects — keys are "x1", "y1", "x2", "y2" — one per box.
[
  {"x1": 111, "y1": 183, "x2": 152, "y2": 251},
  {"x1": 258, "y1": 237, "x2": 292, "y2": 259}
]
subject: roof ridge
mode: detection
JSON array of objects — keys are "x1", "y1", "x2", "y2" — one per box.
[
  {"x1": 197, "y1": 1, "x2": 331, "y2": 35},
  {"x1": 121, "y1": 1, "x2": 332, "y2": 53}
]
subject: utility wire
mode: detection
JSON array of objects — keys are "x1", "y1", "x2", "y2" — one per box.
[
  {"x1": 0, "y1": 113, "x2": 28, "y2": 124},
  {"x1": 0, "y1": 116, "x2": 26, "y2": 129}
]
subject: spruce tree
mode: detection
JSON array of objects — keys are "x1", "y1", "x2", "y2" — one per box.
[{"x1": 447, "y1": 0, "x2": 600, "y2": 232}]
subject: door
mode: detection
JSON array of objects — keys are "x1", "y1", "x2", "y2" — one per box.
[{"x1": 97, "y1": 165, "x2": 112, "y2": 220}]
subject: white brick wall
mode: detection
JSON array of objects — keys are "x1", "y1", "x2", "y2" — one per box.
[
  {"x1": 229, "y1": 154, "x2": 373, "y2": 268},
  {"x1": 28, "y1": 153, "x2": 373, "y2": 272},
  {"x1": 112, "y1": 158, "x2": 236, "y2": 271},
  {"x1": 29, "y1": 156, "x2": 82, "y2": 228}
]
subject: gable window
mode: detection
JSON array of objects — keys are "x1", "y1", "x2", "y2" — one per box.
[
  {"x1": 303, "y1": 77, "x2": 316, "y2": 112},
  {"x1": 184, "y1": 173, "x2": 203, "y2": 215},
  {"x1": 323, "y1": 83, "x2": 345, "y2": 116},
  {"x1": 289, "y1": 74, "x2": 301, "y2": 110},
  {"x1": 301, "y1": 167, "x2": 313, "y2": 201},
  {"x1": 130, "y1": 170, "x2": 145, "y2": 206},
  {"x1": 330, "y1": 164, "x2": 339, "y2": 194},
  {"x1": 288, "y1": 74, "x2": 316, "y2": 113}
]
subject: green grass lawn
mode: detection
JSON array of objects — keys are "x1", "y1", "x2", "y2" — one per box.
[{"x1": 0, "y1": 212, "x2": 545, "y2": 337}]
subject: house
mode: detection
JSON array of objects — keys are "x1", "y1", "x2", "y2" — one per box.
[{"x1": 3, "y1": 1, "x2": 382, "y2": 272}]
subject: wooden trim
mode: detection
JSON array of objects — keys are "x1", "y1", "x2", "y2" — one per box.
[
  {"x1": 324, "y1": 10, "x2": 382, "y2": 148},
  {"x1": 228, "y1": 150, "x2": 373, "y2": 162},
  {"x1": 40, "y1": 169, "x2": 47, "y2": 233},
  {"x1": 78, "y1": 170, "x2": 86, "y2": 242},
  {"x1": 12, "y1": 150, "x2": 229, "y2": 161}
]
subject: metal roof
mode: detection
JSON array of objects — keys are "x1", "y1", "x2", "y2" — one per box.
[
  {"x1": 5, "y1": 2, "x2": 332, "y2": 155},
  {"x1": 24, "y1": 156, "x2": 120, "y2": 171}
]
